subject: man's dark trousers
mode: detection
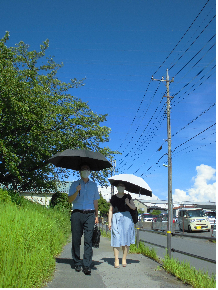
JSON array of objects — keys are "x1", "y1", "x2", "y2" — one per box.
[{"x1": 71, "y1": 211, "x2": 95, "y2": 268}]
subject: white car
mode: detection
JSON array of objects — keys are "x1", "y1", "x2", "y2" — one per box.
[
  {"x1": 204, "y1": 211, "x2": 216, "y2": 227},
  {"x1": 178, "y1": 208, "x2": 211, "y2": 232},
  {"x1": 211, "y1": 224, "x2": 216, "y2": 238},
  {"x1": 141, "y1": 213, "x2": 154, "y2": 222}
]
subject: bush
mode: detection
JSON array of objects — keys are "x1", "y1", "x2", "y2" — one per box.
[
  {"x1": 7, "y1": 189, "x2": 28, "y2": 206},
  {"x1": 0, "y1": 188, "x2": 12, "y2": 203},
  {"x1": 49, "y1": 191, "x2": 72, "y2": 212}
]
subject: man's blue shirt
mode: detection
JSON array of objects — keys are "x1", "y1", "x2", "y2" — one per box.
[{"x1": 68, "y1": 179, "x2": 100, "y2": 210}]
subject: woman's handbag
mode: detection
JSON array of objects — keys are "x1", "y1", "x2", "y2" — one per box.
[
  {"x1": 129, "y1": 207, "x2": 138, "y2": 224},
  {"x1": 92, "y1": 224, "x2": 101, "y2": 248}
]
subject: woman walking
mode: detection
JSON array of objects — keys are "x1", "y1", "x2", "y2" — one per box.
[{"x1": 108, "y1": 183, "x2": 136, "y2": 268}]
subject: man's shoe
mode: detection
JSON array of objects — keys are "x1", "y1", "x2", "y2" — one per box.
[
  {"x1": 75, "y1": 265, "x2": 82, "y2": 272},
  {"x1": 83, "y1": 266, "x2": 91, "y2": 275}
]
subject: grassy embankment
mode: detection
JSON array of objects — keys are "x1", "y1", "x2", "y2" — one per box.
[
  {"x1": 0, "y1": 189, "x2": 71, "y2": 288},
  {"x1": 100, "y1": 227, "x2": 216, "y2": 288}
]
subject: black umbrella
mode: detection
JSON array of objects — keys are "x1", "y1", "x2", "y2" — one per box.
[{"x1": 48, "y1": 149, "x2": 112, "y2": 171}]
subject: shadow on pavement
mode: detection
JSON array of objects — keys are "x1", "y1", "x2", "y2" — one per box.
[
  {"x1": 55, "y1": 257, "x2": 104, "y2": 270},
  {"x1": 101, "y1": 257, "x2": 140, "y2": 266},
  {"x1": 55, "y1": 257, "x2": 72, "y2": 265}
]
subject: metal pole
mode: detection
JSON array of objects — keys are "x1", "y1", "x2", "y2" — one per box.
[
  {"x1": 166, "y1": 69, "x2": 173, "y2": 258},
  {"x1": 136, "y1": 228, "x2": 139, "y2": 248}
]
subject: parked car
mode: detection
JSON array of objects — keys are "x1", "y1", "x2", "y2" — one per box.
[
  {"x1": 178, "y1": 208, "x2": 211, "y2": 232},
  {"x1": 211, "y1": 224, "x2": 216, "y2": 238},
  {"x1": 204, "y1": 211, "x2": 216, "y2": 227},
  {"x1": 141, "y1": 213, "x2": 155, "y2": 222},
  {"x1": 152, "y1": 215, "x2": 159, "y2": 222},
  {"x1": 156, "y1": 214, "x2": 177, "y2": 223},
  {"x1": 138, "y1": 213, "x2": 142, "y2": 220},
  {"x1": 173, "y1": 216, "x2": 178, "y2": 223},
  {"x1": 155, "y1": 214, "x2": 166, "y2": 222}
]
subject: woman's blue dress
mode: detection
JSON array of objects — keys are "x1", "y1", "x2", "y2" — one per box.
[{"x1": 110, "y1": 194, "x2": 135, "y2": 247}]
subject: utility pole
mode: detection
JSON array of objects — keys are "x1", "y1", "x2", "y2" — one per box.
[{"x1": 152, "y1": 69, "x2": 174, "y2": 258}]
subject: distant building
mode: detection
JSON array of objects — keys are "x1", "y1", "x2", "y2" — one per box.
[
  {"x1": 133, "y1": 199, "x2": 148, "y2": 213},
  {"x1": 21, "y1": 181, "x2": 73, "y2": 206},
  {"x1": 134, "y1": 199, "x2": 168, "y2": 214},
  {"x1": 0, "y1": 181, "x2": 73, "y2": 207},
  {"x1": 134, "y1": 198, "x2": 216, "y2": 216}
]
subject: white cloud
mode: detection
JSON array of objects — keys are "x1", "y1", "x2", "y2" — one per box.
[
  {"x1": 173, "y1": 189, "x2": 190, "y2": 202},
  {"x1": 98, "y1": 186, "x2": 112, "y2": 202},
  {"x1": 173, "y1": 164, "x2": 216, "y2": 203}
]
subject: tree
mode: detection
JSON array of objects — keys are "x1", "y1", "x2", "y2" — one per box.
[
  {"x1": 138, "y1": 209, "x2": 144, "y2": 215},
  {"x1": 151, "y1": 209, "x2": 161, "y2": 216},
  {"x1": 98, "y1": 193, "x2": 110, "y2": 217},
  {"x1": 0, "y1": 32, "x2": 118, "y2": 191},
  {"x1": 49, "y1": 191, "x2": 72, "y2": 212}
]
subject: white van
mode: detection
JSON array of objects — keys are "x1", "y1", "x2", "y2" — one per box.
[
  {"x1": 204, "y1": 210, "x2": 216, "y2": 227},
  {"x1": 178, "y1": 208, "x2": 211, "y2": 232}
]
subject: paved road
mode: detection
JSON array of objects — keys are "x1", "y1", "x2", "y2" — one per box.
[
  {"x1": 139, "y1": 230, "x2": 216, "y2": 277},
  {"x1": 45, "y1": 235, "x2": 191, "y2": 288}
]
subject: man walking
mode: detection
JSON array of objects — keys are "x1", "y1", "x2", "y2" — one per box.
[{"x1": 68, "y1": 164, "x2": 99, "y2": 275}]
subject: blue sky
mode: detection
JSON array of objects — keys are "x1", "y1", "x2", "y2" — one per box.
[{"x1": 1, "y1": 0, "x2": 216, "y2": 202}]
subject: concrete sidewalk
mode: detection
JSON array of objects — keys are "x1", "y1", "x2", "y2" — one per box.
[{"x1": 45, "y1": 235, "x2": 190, "y2": 288}]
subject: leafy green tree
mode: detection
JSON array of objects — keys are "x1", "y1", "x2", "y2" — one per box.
[
  {"x1": 0, "y1": 32, "x2": 118, "y2": 191},
  {"x1": 49, "y1": 191, "x2": 72, "y2": 212},
  {"x1": 98, "y1": 193, "x2": 110, "y2": 217},
  {"x1": 151, "y1": 209, "x2": 161, "y2": 216},
  {"x1": 138, "y1": 209, "x2": 144, "y2": 214}
]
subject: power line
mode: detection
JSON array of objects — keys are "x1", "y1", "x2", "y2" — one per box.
[
  {"x1": 151, "y1": 0, "x2": 211, "y2": 76},
  {"x1": 172, "y1": 123, "x2": 215, "y2": 153},
  {"x1": 119, "y1": 104, "x2": 215, "y2": 174},
  {"x1": 118, "y1": 65, "x2": 215, "y2": 170},
  {"x1": 172, "y1": 131, "x2": 216, "y2": 158},
  {"x1": 116, "y1": 1, "x2": 212, "y2": 152},
  {"x1": 118, "y1": 40, "x2": 215, "y2": 164}
]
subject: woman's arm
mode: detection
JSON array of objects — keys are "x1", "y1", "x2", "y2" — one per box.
[
  {"x1": 125, "y1": 198, "x2": 136, "y2": 210},
  {"x1": 108, "y1": 205, "x2": 113, "y2": 230}
]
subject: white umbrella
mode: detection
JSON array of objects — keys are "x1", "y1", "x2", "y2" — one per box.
[{"x1": 108, "y1": 174, "x2": 152, "y2": 196}]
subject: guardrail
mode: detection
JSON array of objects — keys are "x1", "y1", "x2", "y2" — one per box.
[
  {"x1": 135, "y1": 228, "x2": 216, "y2": 264},
  {"x1": 99, "y1": 221, "x2": 216, "y2": 241},
  {"x1": 146, "y1": 221, "x2": 180, "y2": 232},
  {"x1": 99, "y1": 223, "x2": 216, "y2": 264}
]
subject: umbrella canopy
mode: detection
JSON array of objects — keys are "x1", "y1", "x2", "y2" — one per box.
[
  {"x1": 108, "y1": 174, "x2": 152, "y2": 196},
  {"x1": 48, "y1": 149, "x2": 112, "y2": 171}
]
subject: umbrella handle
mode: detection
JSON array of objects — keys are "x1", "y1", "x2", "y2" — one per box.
[{"x1": 79, "y1": 183, "x2": 80, "y2": 196}]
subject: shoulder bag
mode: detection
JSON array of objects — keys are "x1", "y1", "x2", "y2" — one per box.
[
  {"x1": 129, "y1": 207, "x2": 138, "y2": 224},
  {"x1": 92, "y1": 224, "x2": 101, "y2": 248},
  {"x1": 125, "y1": 194, "x2": 138, "y2": 224}
]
